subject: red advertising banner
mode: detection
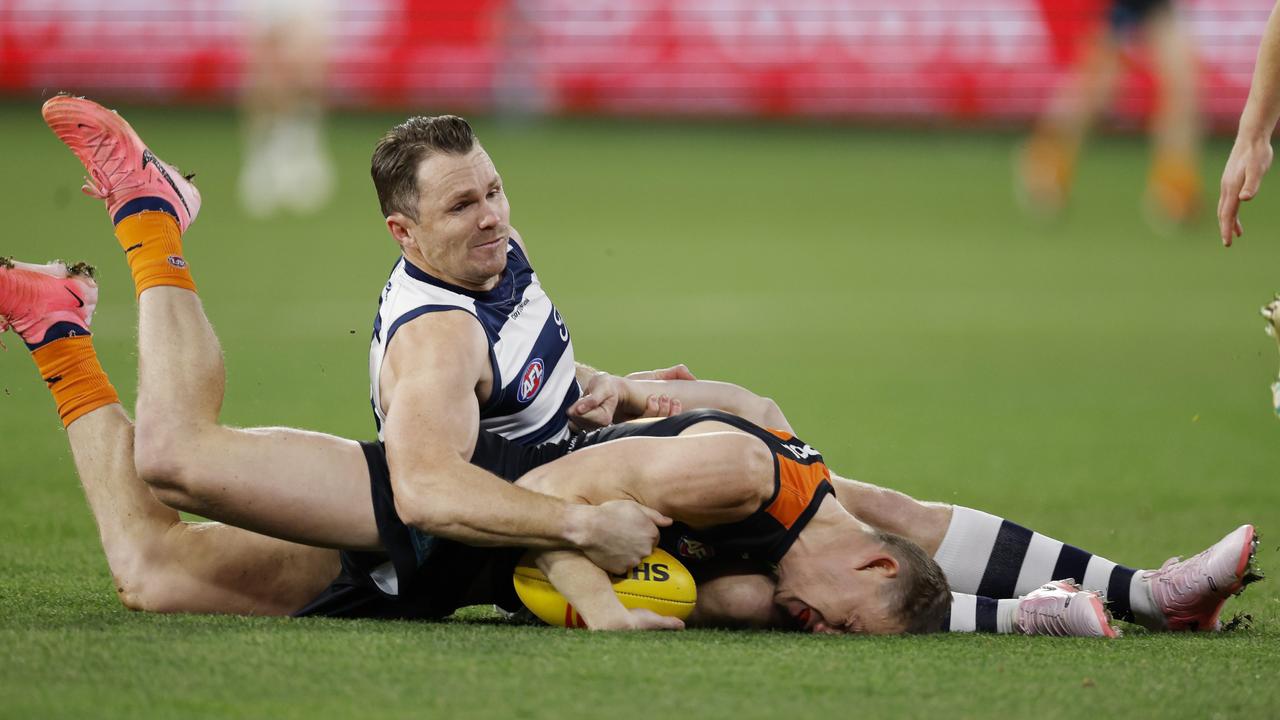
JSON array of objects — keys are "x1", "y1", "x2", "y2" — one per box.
[{"x1": 0, "y1": 0, "x2": 1270, "y2": 126}]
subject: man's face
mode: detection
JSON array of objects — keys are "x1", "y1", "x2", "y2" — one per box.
[
  {"x1": 773, "y1": 550, "x2": 904, "y2": 635},
  {"x1": 399, "y1": 145, "x2": 511, "y2": 290}
]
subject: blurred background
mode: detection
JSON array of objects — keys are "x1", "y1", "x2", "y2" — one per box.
[{"x1": 0, "y1": 0, "x2": 1267, "y2": 122}]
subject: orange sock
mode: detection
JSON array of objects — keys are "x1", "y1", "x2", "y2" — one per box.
[
  {"x1": 30, "y1": 335, "x2": 120, "y2": 427},
  {"x1": 113, "y1": 211, "x2": 196, "y2": 297}
]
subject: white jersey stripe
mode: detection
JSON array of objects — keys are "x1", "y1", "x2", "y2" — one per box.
[{"x1": 369, "y1": 243, "x2": 578, "y2": 445}]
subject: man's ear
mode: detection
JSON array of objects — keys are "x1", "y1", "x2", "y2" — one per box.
[
  {"x1": 386, "y1": 213, "x2": 416, "y2": 252},
  {"x1": 857, "y1": 553, "x2": 899, "y2": 578}
]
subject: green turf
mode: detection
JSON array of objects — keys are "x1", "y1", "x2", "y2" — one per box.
[{"x1": 2, "y1": 100, "x2": 1278, "y2": 718}]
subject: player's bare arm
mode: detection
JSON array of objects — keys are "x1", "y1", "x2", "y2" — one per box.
[
  {"x1": 514, "y1": 421, "x2": 775, "y2": 628},
  {"x1": 518, "y1": 422, "x2": 773, "y2": 525},
  {"x1": 1220, "y1": 0, "x2": 1280, "y2": 245},
  {"x1": 613, "y1": 378, "x2": 793, "y2": 434},
  {"x1": 381, "y1": 311, "x2": 667, "y2": 574},
  {"x1": 534, "y1": 550, "x2": 686, "y2": 631},
  {"x1": 568, "y1": 363, "x2": 703, "y2": 430},
  {"x1": 607, "y1": 379, "x2": 954, "y2": 550}
]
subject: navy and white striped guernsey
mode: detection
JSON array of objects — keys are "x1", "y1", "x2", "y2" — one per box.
[{"x1": 369, "y1": 240, "x2": 580, "y2": 445}]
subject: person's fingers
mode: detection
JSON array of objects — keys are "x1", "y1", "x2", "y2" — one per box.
[
  {"x1": 1220, "y1": 175, "x2": 1242, "y2": 246},
  {"x1": 629, "y1": 609, "x2": 686, "y2": 631},
  {"x1": 639, "y1": 504, "x2": 673, "y2": 527},
  {"x1": 659, "y1": 364, "x2": 697, "y2": 381},
  {"x1": 628, "y1": 364, "x2": 698, "y2": 381},
  {"x1": 655, "y1": 615, "x2": 685, "y2": 631},
  {"x1": 571, "y1": 393, "x2": 604, "y2": 418}
]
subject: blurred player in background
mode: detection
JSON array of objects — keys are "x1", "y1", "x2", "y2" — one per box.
[
  {"x1": 237, "y1": 0, "x2": 336, "y2": 218},
  {"x1": 1019, "y1": 0, "x2": 1201, "y2": 226}
]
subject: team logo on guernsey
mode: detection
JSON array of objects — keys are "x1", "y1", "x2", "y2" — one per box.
[
  {"x1": 677, "y1": 536, "x2": 714, "y2": 561},
  {"x1": 517, "y1": 358, "x2": 545, "y2": 403},
  {"x1": 781, "y1": 441, "x2": 821, "y2": 461}
]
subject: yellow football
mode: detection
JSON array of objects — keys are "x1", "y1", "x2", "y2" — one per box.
[{"x1": 512, "y1": 548, "x2": 698, "y2": 628}]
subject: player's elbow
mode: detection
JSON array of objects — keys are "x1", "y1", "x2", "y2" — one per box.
[
  {"x1": 721, "y1": 434, "x2": 777, "y2": 512},
  {"x1": 391, "y1": 481, "x2": 458, "y2": 536},
  {"x1": 746, "y1": 396, "x2": 788, "y2": 431},
  {"x1": 836, "y1": 479, "x2": 946, "y2": 539}
]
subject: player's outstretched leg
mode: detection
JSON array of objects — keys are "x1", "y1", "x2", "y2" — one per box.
[
  {"x1": 833, "y1": 476, "x2": 1258, "y2": 633},
  {"x1": 1015, "y1": 30, "x2": 1121, "y2": 216},
  {"x1": 1, "y1": 259, "x2": 337, "y2": 615},
  {"x1": 42, "y1": 95, "x2": 379, "y2": 552},
  {"x1": 1143, "y1": 7, "x2": 1202, "y2": 227},
  {"x1": 945, "y1": 584, "x2": 1118, "y2": 637}
]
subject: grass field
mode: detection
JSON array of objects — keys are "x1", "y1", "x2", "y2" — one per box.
[{"x1": 1, "y1": 99, "x2": 1279, "y2": 718}]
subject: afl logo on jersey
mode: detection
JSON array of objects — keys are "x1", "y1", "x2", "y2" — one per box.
[
  {"x1": 677, "y1": 536, "x2": 714, "y2": 561},
  {"x1": 517, "y1": 358, "x2": 545, "y2": 403}
]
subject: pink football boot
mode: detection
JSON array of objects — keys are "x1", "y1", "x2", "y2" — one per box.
[
  {"x1": 1015, "y1": 580, "x2": 1119, "y2": 638},
  {"x1": 0, "y1": 258, "x2": 98, "y2": 347},
  {"x1": 1144, "y1": 524, "x2": 1261, "y2": 631},
  {"x1": 42, "y1": 94, "x2": 201, "y2": 231}
]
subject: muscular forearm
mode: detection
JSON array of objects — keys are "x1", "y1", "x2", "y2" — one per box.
[
  {"x1": 1240, "y1": 2, "x2": 1280, "y2": 138},
  {"x1": 622, "y1": 379, "x2": 792, "y2": 432},
  {"x1": 393, "y1": 456, "x2": 594, "y2": 550}
]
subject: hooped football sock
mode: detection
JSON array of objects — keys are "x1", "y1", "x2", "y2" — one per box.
[
  {"x1": 30, "y1": 335, "x2": 120, "y2": 427},
  {"x1": 113, "y1": 210, "x2": 195, "y2": 297},
  {"x1": 934, "y1": 506, "x2": 1145, "y2": 624},
  {"x1": 943, "y1": 593, "x2": 1018, "y2": 633}
]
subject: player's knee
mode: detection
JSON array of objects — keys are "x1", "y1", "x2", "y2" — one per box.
[
  {"x1": 132, "y1": 423, "x2": 209, "y2": 512},
  {"x1": 111, "y1": 553, "x2": 183, "y2": 614}
]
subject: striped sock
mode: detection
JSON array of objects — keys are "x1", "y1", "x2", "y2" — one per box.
[
  {"x1": 934, "y1": 506, "x2": 1156, "y2": 626},
  {"x1": 942, "y1": 593, "x2": 1019, "y2": 633}
]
